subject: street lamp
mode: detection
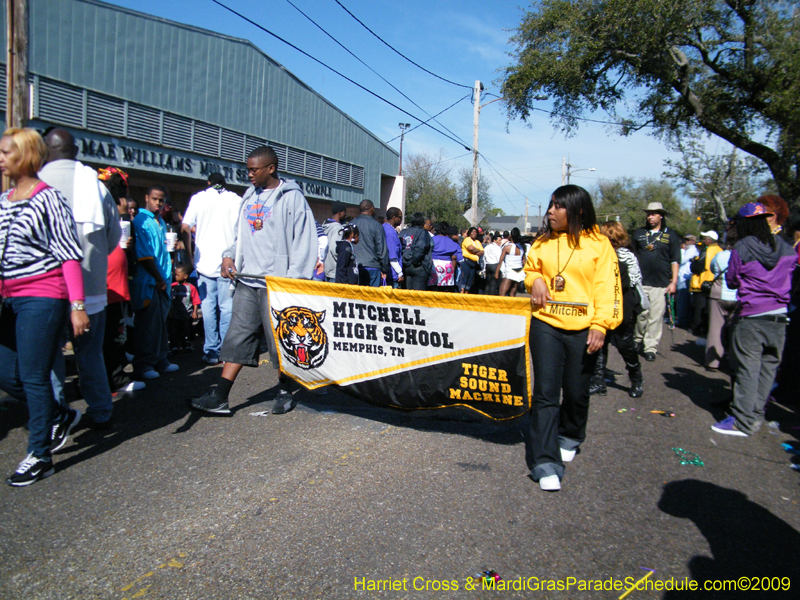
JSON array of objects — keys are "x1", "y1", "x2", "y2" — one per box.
[
  {"x1": 562, "y1": 155, "x2": 596, "y2": 185},
  {"x1": 398, "y1": 123, "x2": 411, "y2": 176}
]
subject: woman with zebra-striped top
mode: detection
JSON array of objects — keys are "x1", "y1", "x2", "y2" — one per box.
[
  {"x1": 0, "y1": 127, "x2": 87, "y2": 487},
  {"x1": 590, "y1": 221, "x2": 645, "y2": 399}
]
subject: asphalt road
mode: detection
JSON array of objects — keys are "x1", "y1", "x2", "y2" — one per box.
[{"x1": 1, "y1": 325, "x2": 799, "y2": 600}]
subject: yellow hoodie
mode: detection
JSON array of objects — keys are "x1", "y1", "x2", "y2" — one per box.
[{"x1": 524, "y1": 228, "x2": 622, "y2": 333}]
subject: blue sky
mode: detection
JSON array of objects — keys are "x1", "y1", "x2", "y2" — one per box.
[{"x1": 104, "y1": 0, "x2": 688, "y2": 216}]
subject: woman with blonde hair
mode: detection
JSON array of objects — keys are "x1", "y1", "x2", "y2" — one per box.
[
  {"x1": 524, "y1": 185, "x2": 621, "y2": 491},
  {"x1": 590, "y1": 221, "x2": 645, "y2": 398},
  {"x1": 0, "y1": 127, "x2": 87, "y2": 486}
]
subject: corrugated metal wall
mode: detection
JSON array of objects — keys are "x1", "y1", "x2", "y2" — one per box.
[{"x1": 14, "y1": 0, "x2": 398, "y2": 201}]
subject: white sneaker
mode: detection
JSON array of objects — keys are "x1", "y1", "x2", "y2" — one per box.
[
  {"x1": 140, "y1": 369, "x2": 160, "y2": 380},
  {"x1": 159, "y1": 363, "x2": 179, "y2": 373},
  {"x1": 118, "y1": 380, "x2": 146, "y2": 393},
  {"x1": 560, "y1": 447, "x2": 576, "y2": 463},
  {"x1": 539, "y1": 475, "x2": 561, "y2": 491}
]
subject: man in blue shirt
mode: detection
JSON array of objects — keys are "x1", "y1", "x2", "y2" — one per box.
[{"x1": 130, "y1": 186, "x2": 178, "y2": 380}]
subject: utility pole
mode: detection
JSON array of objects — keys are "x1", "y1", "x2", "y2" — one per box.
[
  {"x1": 471, "y1": 80, "x2": 482, "y2": 227},
  {"x1": 4, "y1": 0, "x2": 29, "y2": 191},
  {"x1": 397, "y1": 122, "x2": 410, "y2": 176},
  {"x1": 561, "y1": 156, "x2": 567, "y2": 186},
  {"x1": 524, "y1": 197, "x2": 528, "y2": 233}
]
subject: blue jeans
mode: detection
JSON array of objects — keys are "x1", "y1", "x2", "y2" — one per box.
[
  {"x1": 0, "y1": 297, "x2": 69, "y2": 457},
  {"x1": 52, "y1": 309, "x2": 113, "y2": 424},
  {"x1": 197, "y1": 274, "x2": 233, "y2": 359},
  {"x1": 524, "y1": 318, "x2": 597, "y2": 482},
  {"x1": 459, "y1": 259, "x2": 478, "y2": 292},
  {"x1": 358, "y1": 266, "x2": 382, "y2": 287},
  {"x1": 133, "y1": 290, "x2": 171, "y2": 376}
]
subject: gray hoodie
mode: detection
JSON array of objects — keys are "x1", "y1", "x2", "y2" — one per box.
[{"x1": 222, "y1": 179, "x2": 318, "y2": 288}]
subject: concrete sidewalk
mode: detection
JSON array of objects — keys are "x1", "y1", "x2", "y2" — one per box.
[{"x1": 1, "y1": 326, "x2": 798, "y2": 599}]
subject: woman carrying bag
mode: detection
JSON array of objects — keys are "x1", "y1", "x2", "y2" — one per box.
[{"x1": 523, "y1": 185, "x2": 622, "y2": 491}]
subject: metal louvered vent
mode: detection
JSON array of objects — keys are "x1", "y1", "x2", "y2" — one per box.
[
  {"x1": 162, "y1": 113, "x2": 192, "y2": 151},
  {"x1": 245, "y1": 135, "x2": 267, "y2": 157},
  {"x1": 286, "y1": 147, "x2": 304, "y2": 175},
  {"x1": 87, "y1": 93, "x2": 124, "y2": 136},
  {"x1": 39, "y1": 79, "x2": 84, "y2": 127},
  {"x1": 127, "y1": 103, "x2": 161, "y2": 144},
  {"x1": 351, "y1": 166, "x2": 364, "y2": 189},
  {"x1": 321, "y1": 157, "x2": 337, "y2": 183},
  {"x1": 221, "y1": 129, "x2": 245, "y2": 162},
  {"x1": 0, "y1": 64, "x2": 6, "y2": 111},
  {"x1": 305, "y1": 153, "x2": 322, "y2": 179},
  {"x1": 270, "y1": 142, "x2": 287, "y2": 170},
  {"x1": 336, "y1": 163, "x2": 351, "y2": 186},
  {"x1": 193, "y1": 121, "x2": 219, "y2": 157}
]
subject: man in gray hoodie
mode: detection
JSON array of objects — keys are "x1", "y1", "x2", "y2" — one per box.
[
  {"x1": 40, "y1": 128, "x2": 121, "y2": 438},
  {"x1": 190, "y1": 146, "x2": 318, "y2": 416}
]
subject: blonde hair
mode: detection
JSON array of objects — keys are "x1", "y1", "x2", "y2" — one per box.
[{"x1": 2, "y1": 127, "x2": 48, "y2": 175}]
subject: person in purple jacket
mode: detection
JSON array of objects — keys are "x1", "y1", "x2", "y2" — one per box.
[
  {"x1": 711, "y1": 202, "x2": 796, "y2": 437},
  {"x1": 427, "y1": 221, "x2": 463, "y2": 292},
  {"x1": 382, "y1": 207, "x2": 403, "y2": 287}
]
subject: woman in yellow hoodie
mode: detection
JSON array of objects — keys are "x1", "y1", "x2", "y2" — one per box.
[{"x1": 524, "y1": 185, "x2": 622, "y2": 491}]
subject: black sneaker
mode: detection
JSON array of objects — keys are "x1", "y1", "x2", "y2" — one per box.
[
  {"x1": 87, "y1": 417, "x2": 114, "y2": 431},
  {"x1": 190, "y1": 391, "x2": 231, "y2": 415},
  {"x1": 272, "y1": 389, "x2": 298, "y2": 414},
  {"x1": 6, "y1": 454, "x2": 54, "y2": 487},
  {"x1": 50, "y1": 408, "x2": 82, "y2": 452},
  {"x1": 644, "y1": 352, "x2": 656, "y2": 362}
]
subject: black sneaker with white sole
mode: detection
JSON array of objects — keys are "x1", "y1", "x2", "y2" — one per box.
[
  {"x1": 272, "y1": 389, "x2": 298, "y2": 414},
  {"x1": 190, "y1": 391, "x2": 232, "y2": 415},
  {"x1": 6, "y1": 454, "x2": 55, "y2": 487},
  {"x1": 50, "y1": 408, "x2": 82, "y2": 452}
]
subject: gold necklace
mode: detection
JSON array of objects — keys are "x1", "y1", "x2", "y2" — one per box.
[
  {"x1": 11, "y1": 180, "x2": 38, "y2": 201},
  {"x1": 552, "y1": 234, "x2": 577, "y2": 292}
]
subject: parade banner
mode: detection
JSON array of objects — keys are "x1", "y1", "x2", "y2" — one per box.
[{"x1": 265, "y1": 277, "x2": 532, "y2": 420}]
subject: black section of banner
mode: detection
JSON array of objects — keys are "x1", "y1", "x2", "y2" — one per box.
[{"x1": 337, "y1": 347, "x2": 530, "y2": 420}]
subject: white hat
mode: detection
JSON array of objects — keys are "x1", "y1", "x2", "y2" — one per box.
[{"x1": 700, "y1": 230, "x2": 719, "y2": 241}]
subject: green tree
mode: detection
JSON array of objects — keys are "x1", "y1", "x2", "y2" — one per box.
[
  {"x1": 594, "y1": 178, "x2": 697, "y2": 236},
  {"x1": 404, "y1": 151, "x2": 468, "y2": 228},
  {"x1": 456, "y1": 166, "x2": 495, "y2": 227},
  {"x1": 664, "y1": 136, "x2": 765, "y2": 232},
  {"x1": 501, "y1": 0, "x2": 800, "y2": 203}
]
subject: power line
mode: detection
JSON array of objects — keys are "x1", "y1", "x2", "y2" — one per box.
[
  {"x1": 332, "y1": 0, "x2": 474, "y2": 91},
  {"x1": 483, "y1": 92, "x2": 654, "y2": 128},
  {"x1": 284, "y1": 0, "x2": 466, "y2": 145},
  {"x1": 480, "y1": 152, "x2": 546, "y2": 194},
  {"x1": 385, "y1": 94, "x2": 470, "y2": 144},
  {"x1": 209, "y1": 0, "x2": 471, "y2": 151}
]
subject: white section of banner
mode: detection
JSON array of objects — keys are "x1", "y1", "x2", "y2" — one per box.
[{"x1": 268, "y1": 289, "x2": 528, "y2": 388}]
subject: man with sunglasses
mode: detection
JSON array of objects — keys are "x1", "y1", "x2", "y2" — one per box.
[{"x1": 190, "y1": 146, "x2": 317, "y2": 416}]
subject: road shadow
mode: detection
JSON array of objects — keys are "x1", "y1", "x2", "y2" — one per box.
[
  {"x1": 669, "y1": 339, "x2": 708, "y2": 366},
  {"x1": 52, "y1": 350, "x2": 225, "y2": 472},
  {"x1": 658, "y1": 479, "x2": 800, "y2": 599},
  {"x1": 662, "y1": 367, "x2": 730, "y2": 418},
  {"x1": 297, "y1": 386, "x2": 524, "y2": 446}
]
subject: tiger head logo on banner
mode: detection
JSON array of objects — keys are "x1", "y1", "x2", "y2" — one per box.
[{"x1": 271, "y1": 306, "x2": 329, "y2": 369}]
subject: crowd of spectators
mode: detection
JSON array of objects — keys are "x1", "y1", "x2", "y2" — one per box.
[{"x1": 1, "y1": 127, "x2": 798, "y2": 491}]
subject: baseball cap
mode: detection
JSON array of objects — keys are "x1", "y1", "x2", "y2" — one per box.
[
  {"x1": 700, "y1": 230, "x2": 719, "y2": 241},
  {"x1": 737, "y1": 202, "x2": 774, "y2": 219},
  {"x1": 331, "y1": 201, "x2": 347, "y2": 214}
]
